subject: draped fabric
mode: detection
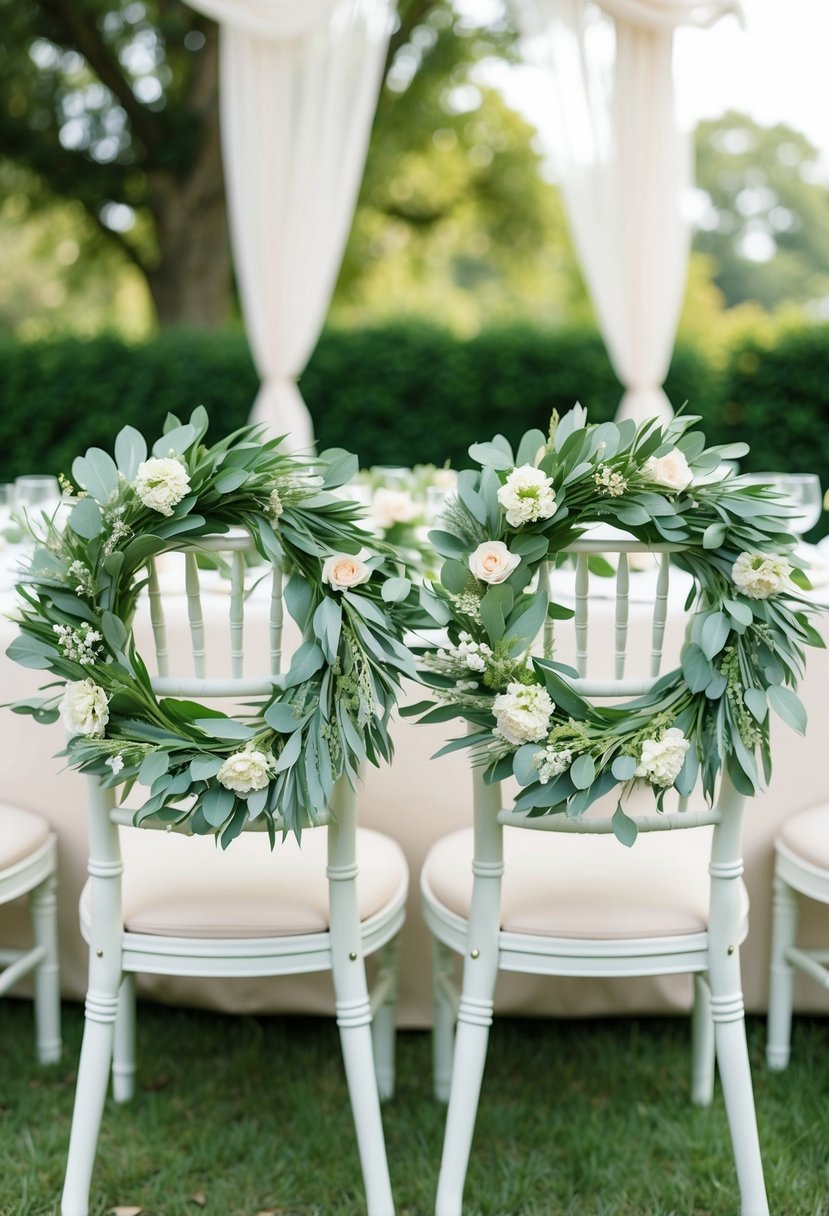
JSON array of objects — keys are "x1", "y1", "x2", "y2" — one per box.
[
  {"x1": 184, "y1": 0, "x2": 395, "y2": 448},
  {"x1": 513, "y1": 0, "x2": 741, "y2": 425}
]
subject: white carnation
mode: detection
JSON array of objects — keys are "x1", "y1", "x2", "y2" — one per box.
[
  {"x1": 493, "y1": 681, "x2": 555, "y2": 745},
  {"x1": 217, "y1": 749, "x2": 273, "y2": 794},
  {"x1": 468, "y1": 540, "x2": 520, "y2": 585},
  {"x1": 61, "y1": 678, "x2": 110, "y2": 737},
  {"x1": 731, "y1": 552, "x2": 792, "y2": 600},
  {"x1": 134, "y1": 457, "x2": 191, "y2": 517},
  {"x1": 643, "y1": 449, "x2": 693, "y2": 493},
  {"x1": 371, "y1": 488, "x2": 417, "y2": 530},
  {"x1": 635, "y1": 727, "x2": 690, "y2": 787},
  {"x1": 497, "y1": 465, "x2": 556, "y2": 527}
]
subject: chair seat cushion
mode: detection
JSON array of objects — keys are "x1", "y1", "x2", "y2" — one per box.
[
  {"x1": 80, "y1": 825, "x2": 407, "y2": 940},
  {"x1": 423, "y1": 825, "x2": 748, "y2": 940},
  {"x1": 777, "y1": 804, "x2": 829, "y2": 871},
  {"x1": 0, "y1": 804, "x2": 51, "y2": 871}
]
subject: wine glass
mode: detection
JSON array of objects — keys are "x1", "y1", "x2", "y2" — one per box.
[
  {"x1": 0, "y1": 485, "x2": 13, "y2": 533},
  {"x1": 780, "y1": 473, "x2": 822, "y2": 536},
  {"x1": 14, "y1": 475, "x2": 62, "y2": 521}
]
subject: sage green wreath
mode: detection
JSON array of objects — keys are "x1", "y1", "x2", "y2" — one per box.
[
  {"x1": 7, "y1": 408, "x2": 418, "y2": 847},
  {"x1": 406, "y1": 406, "x2": 823, "y2": 844}
]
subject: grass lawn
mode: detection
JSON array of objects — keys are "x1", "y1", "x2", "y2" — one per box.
[{"x1": 0, "y1": 999, "x2": 827, "y2": 1215}]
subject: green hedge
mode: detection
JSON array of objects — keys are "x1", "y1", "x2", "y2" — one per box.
[{"x1": 1, "y1": 321, "x2": 827, "y2": 534}]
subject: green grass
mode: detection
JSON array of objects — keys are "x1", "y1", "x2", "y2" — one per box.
[{"x1": 1, "y1": 1001, "x2": 827, "y2": 1215}]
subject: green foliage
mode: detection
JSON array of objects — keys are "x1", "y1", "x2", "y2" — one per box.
[
  {"x1": 1, "y1": 1001, "x2": 828, "y2": 1215},
  {"x1": 0, "y1": 322, "x2": 828, "y2": 543},
  {"x1": 8, "y1": 411, "x2": 420, "y2": 841},
  {"x1": 694, "y1": 112, "x2": 829, "y2": 310}
]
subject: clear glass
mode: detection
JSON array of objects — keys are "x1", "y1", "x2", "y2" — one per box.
[
  {"x1": 0, "y1": 484, "x2": 13, "y2": 531},
  {"x1": 14, "y1": 474, "x2": 62, "y2": 520},
  {"x1": 373, "y1": 466, "x2": 410, "y2": 489},
  {"x1": 781, "y1": 473, "x2": 822, "y2": 535},
  {"x1": 740, "y1": 472, "x2": 822, "y2": 536}
]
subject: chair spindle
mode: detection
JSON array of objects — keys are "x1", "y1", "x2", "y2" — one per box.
[
  {"x1": 185, "y1": 552, "x2": 206, "y2": 679},
  {"x1": 147, "y1": 558, "x2": 169, "y2": 678},
  {"x1": 230, "y1": 550, "x2": 245, "y2": 678},
  {"x1": 615, "y1": 553, "x2": 629, "y2": 679},
  {"x1": 270, "y1": 566, "x2": 284, "y2": 676},
  {"x1": 575, "y1": 553, "x2": 589, "y2": 676},
  {"x1": 651, "y1": 553, "x2": 671, "y2": 678}
]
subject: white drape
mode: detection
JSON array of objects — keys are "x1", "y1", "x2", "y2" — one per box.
[
  {"x1": 514, "y1": 0, "x2": 740, "y2": 425},
  {"x1": 184, "y1": 0, "x2": 395, "y2": 448}
]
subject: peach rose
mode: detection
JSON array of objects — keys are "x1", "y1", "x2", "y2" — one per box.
[
  {"x1": 322, "y1": 552, "x2": 371, "y2": 591},
  {"x1": 468, "y1": 540, "x2": 520, "y2": 585}
]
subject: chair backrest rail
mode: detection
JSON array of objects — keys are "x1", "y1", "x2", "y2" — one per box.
[
  {"x1": 108, "y1": 804, "x2": 333, "y2": 832},
  {"x1": 497, "y1": 808, "x2": 723, "y2": 833},
  {"x1": 150, "y1": 675, "x2": 277, "y2": 697}
]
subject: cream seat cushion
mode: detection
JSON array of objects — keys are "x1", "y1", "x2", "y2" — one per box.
[
  {"x1": 0, "y1": 804, "x2": 51, "y2": 871},
  {"x1": 423, "y1": 825, "x2": 749, "y2": 940},
  {"x1": 80, "y1": 825, "x2": 407, "y2": 940},
  {"x1": 777, "y1": 804, "x2": 829, "y2": 871}
]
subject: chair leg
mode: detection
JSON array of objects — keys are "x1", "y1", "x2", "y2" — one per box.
[
  {"x1": 335, "y1": 967, "x2": 395, "y2": 1216},
  {"x1": 61, "y1": 985, "x2": 120, "y2": 1216},
  {"x1": 112, "y1": 973, "x2": 136, "y2": 1103},
  {"x1": 767, "y1": 873, "x2": 799, "y2": 1070},
  {"x1": 690, "y1": 972, "x2": 715, "y2": 1106},
  {"x1": 29, "y1": 868, "x2": 61, "y2": 1065},
  {"x1": 432, "y1": 938, "x2": 456, "y2": 1103},
  {"x1": 371, "y1": 937, "x2": 400, "y2": 1102},
  {"x1": 435, "y1": 976, "x2": 499, "y2": 1216}
]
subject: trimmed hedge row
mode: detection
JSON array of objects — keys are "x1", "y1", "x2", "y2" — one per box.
[{"x1": 1, "y1": 322, "x2": 827, "y2": 532}]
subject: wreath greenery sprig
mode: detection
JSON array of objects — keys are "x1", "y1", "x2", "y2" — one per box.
[
  {"x1": 405, "y1": 406, "x2": 824, "y2": 845},
  {"x1": 6, "y1": 407, "x2": 420, "y2": 848}
]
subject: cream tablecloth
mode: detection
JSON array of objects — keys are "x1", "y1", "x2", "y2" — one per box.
[{"x1": 2, "y1": 559, "x2": 828, "y2": 1026}]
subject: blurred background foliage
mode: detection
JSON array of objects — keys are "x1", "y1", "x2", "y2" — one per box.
[{"x1": 1, "y1": 0, "x2": 828, "y2": 520}]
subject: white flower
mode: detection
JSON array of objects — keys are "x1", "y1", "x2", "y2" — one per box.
[
  {"x1": 643, "y1": 449, "x2": 693, "y2": 493},
  {"x1": 493, "y1": 681, "x2": 555, "y2": 745},
  {"x1": 594, "y1": 464, "x2": 628, "y2": 497},
  {"x1": 60, "y1": 679, "x2": 110, "y2": 737},
  {"x1": 635, "y1": 727, "x2": 690, "y2": 787},
  {"x1": 322, "y1": 551, "x2": 371, "y2": 591},
  {"x1": 731, "y1": 552, "x2": 792, "y2": 600},
  {"x1": 468, "y1": 540, "x2": 520, "y2": 585},
  {"x1": 53, "y1": 623, "x2": 104, "y2": 665},
  {"x1": 371, "y1": 488, "x2": 417, "y2": 530},
  {"x1": 268, "y1": 488, "x2": 284, "y2": 521},
  {"x1": 432, "y1": 468, "x2": 458, "y2": 490},
  {"x1": 217, "y1": 749, "x2": 273, "y2": 794},
  {"x1": 497, "y1": 465, "x2": 556, "y2": 527},
  {"x1": 106, "y1": 754, "x2": 124, "y2": 775},
  {"x1": 453, "y1": 631, "x2": 492, "y2": 673},
  {"x1": 534, "y1": 745, "x2": 573, "y2": 784},
  {"x1": 134, "y1": 456, "x2": 191, "y2": 517}
]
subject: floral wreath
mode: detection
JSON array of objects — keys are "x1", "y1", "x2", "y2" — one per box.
[
  {"x1": 406, "y1": 406, "x2": 823, "y2": 845},
  {"x1": 7, "y1": 408, "x2": 418, "y2": 847}
]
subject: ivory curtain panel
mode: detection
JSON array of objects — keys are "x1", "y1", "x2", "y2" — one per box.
[
  {"x1": 513, "y1": 0, "x2": 741, "y2": 425},
  {"x1": 183, "y1": 0, "x2": 396, "y2": 448}
]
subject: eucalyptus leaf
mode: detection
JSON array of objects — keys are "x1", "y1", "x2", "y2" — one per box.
[
  {"x1": 114, "y1": 425, "x2": 148, "y2": 480},
  {"x1": 612, "y1": 804, "x2": 639, "y2": 848},
  {"x1": 69, "y1": 497, "x2": 103, "y2": 539}
]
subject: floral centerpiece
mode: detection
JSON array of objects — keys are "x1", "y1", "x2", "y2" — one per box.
[
  {"x1": 406, "y1": 406, "x2": 823, "y2": 845},
  {"x1": 6, "y1": 408, "x2": 419, "y2": 847}
]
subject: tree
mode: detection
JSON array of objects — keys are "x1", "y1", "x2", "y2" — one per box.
[
  {"x1": 334, "y1": 1, "x2": 585, "y2": 331},
  {"x1": 0, "y1": 0, "x2": 229, "y2": 328},
  {"x1": 694, "y1": 111, "x2": 829, "y2": 312}
]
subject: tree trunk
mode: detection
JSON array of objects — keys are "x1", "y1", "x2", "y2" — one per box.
[{"x1": 146, "y1": 25, "x2": 232, "y2": 328}]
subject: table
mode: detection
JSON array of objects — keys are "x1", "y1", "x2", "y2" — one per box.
[{"x1": 2, "y1": 558, "x2": 829, "y2": 1027}]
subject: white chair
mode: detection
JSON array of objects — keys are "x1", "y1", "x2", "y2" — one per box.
[
  {"x1": 61, "y1": 534, "x2": 408, "y2": 1216},
  {"x1": 422, "y1": 540, "x2": 769, "y2": 1216},
  {"x1": 0, "y1": 804, "x2": 61, "y2": 1063},
  {"x1": 767, "y1": 804, "x2": 829, "y2": 1069}
]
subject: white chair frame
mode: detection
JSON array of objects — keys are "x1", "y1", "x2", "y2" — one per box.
[
  {"x1": 61, "y1": 533, "x2": 406, "y2": 1216},
  {"x1": 767, "y1": 813, "x2": 829, "y2": 1069},
  {"x1": 423, "y1": 539, "x2": 769, "y2": 1216},
  {"x1": 0, "y1": 815, "x2": 61, "y2": 1064}
]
